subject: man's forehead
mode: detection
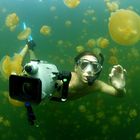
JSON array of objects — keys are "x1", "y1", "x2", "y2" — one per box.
[{"x1": 80, "y1": 55, "x2": 98, "y2": 62}]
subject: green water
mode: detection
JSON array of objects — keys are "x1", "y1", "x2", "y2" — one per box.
[{"x1": 0, "y1": 0, "x2": 140, "y2": 139}]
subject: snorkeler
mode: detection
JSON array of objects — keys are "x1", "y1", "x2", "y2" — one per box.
[
  {"x1": 49, "y1": 51, "x2": 126, "y2": 101},
  {"x1": 66, "y1": 51, "x2": 126, "y2": 99},
  {"x1": 9, "y1": 50, "x2": 126, "y2": 104},
  {"x1": 8, "y1": 24, "x2": 126, "y2": 125}
]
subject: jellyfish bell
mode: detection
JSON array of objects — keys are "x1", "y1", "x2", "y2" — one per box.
[
  {"x1": 108, "y1": 9, "x2": 140, "y2": 46},
  {"x1": 96, "y1": 37, "x2": 109, "y2": 48},
  {"x1": 108, "y1": 56, "x2": 118, "y2": 65},
  {"x1": 11, "y1": 54, "x2": 23, "y2": 74},
  {"x1": 40, "y1": 25, "x2": 51, "y2": 36},
  {"x1": 106, "y1": 2, "x2": 119, "y2": 13},
  {"x1": 2, "y1": 91, "x2": 24, "y2": 107},
  {"x1": 17, "y1": 27, "x2": 31, "y2": 40},
  {"x1": 0, "y1": 55, "x2": 12, "y2": 79},
  {"x1": 8, "y1": 96, "x2": 24, "y2": 107},
  {"x1": 63, "y1": 0, "x2": 80, "y2": 8},
  {"x1": 87, "y1": 39, "x2": 96, "y2": 48},
  {"x1": 5, "y1": 13, "x2": 19, "y2": 31},
  {"x1": 76, "y1": 45, "x2": 85, "y2": 53},
  {"x1": 0, "y1": 54, "x2": 23, "y2": 79}
]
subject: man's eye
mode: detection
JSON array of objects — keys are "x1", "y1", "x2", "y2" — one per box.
[
  {"x1": 80, "y1": 62, "x2": 88, "y2": 69},
  {"x1": 92, "y1": 64, "x2": 98, "y2": 69}
]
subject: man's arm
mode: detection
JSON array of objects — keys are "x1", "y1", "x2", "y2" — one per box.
[{"x1": 96, "y1": 80, "x2": 126, "y2": 97}]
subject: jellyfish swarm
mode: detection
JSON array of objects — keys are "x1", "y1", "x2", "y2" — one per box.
[{"x1": 108, "y1": 9, "x2": 140, "y2": 46}]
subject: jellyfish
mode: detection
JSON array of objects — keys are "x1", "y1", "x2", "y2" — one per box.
[
  {"x1": 108, "y1": 9, "x2": 140, "y2": 46},
  {"x1": 63, "y1": 0, "x2": 80, "y2": 8},
  {"x1": 106, "y1": 2, "x2": 119, "y2": 13},
  {"x1": 65, "y1": 20, "x2": 72, "y2": 27},
  {"x1": 3, "y1": 119, "x2": 11, "y2": 127},
  {"x1": 86, "y1": 39, "x2": 96, "y2": 48},
  {"x1": 17, "y1": 27, "x2": 31, "y2": 40},
  {"x1": 0, "y1": 45, "x2": 28, "y2": 79},
  {"x1": 78, "y1": 105, "x2": 86, "y2": 113},
  {"x1": 5, "y1": 13, "x2": 19, "y2": 31},
  {"x1": 129, "y1": 109, "x2": 138, "y2": 119},
  {"x1": 8, "y1": 96, "x2": 24, "y2": 107},
  {"x1": 110, "y1": 115, "x2": 120, "y2": 125},
  {"x1": 136, "y1": 133, "x2": 140, "y2": 139},
  {"x1": 40, "y1": 25, "x2": 51, "y2": 36},
  {"x1": 108, "y1": 56, "x2": 118, "y2": 65},
  {"x1": 3, "y1": 91, "x2": 24, "y2": 107},
  {"x1": 96, "y1": 37, "x2": 109, "y2": 48},
  {"x1": 76, "y1": 45, "x2": 85, "y2": 53}
]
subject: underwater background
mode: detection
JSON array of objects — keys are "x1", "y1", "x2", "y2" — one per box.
[{"x1": 0, "y1": 0, "x2": 140, "y2": 140}]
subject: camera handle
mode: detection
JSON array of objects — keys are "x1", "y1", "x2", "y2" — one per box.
[
  {"x1": 25, "y1": 102, "x2": 39, "y2": 127},
  {"x1": 51, "y1": 71, "x2": 71, "y2": 102}
]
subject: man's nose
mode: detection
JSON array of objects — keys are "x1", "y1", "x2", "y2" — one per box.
[{"x1": 86, "y1": 65, "x2": 93, "y2": 75}]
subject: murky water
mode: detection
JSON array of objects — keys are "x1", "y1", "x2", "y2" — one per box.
[{"x1": 0, "y1": 0, "x2": 140, "y2": 140}]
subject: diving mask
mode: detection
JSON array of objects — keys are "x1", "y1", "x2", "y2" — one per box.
[{"x1": 78, "y1": 59, "x2": 102, "y2": 75}]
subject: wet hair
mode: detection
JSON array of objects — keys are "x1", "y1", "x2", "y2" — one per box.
[
  {"x1": 75, "y1": 51, "x2": 97, "y2": 63},
  {"x1": 74, "y1": 51, "x2": 104, "y2": 65}
]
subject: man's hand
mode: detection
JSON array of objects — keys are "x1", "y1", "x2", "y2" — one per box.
[
  {"x1": 26, "y1": 39, "x2": 36, "y2": 50},
  {"x1": 109, "y1": 65, "x2": 126, "y2": 90}
]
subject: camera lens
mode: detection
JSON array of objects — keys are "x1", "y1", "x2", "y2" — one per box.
[{"x1": 22, "y1": 82, "x2": 33, "y2": 99}]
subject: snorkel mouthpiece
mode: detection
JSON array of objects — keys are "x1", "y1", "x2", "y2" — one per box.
[{"x1": 87, "y1": 76, "x2": 95, "y2": 86}]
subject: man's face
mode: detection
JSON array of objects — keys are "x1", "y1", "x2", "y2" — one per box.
[{"x1": 75, "y1": 55, "x2": 102, "y2": 84}]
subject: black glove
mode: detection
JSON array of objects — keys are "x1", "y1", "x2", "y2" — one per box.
[{"x1": 27, "y1": 39, "x2": 36, "y2": 50}]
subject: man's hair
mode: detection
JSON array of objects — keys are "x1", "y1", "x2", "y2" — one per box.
[{"x1": 74, "y1": 51, "x2": 98, "y2": 64}]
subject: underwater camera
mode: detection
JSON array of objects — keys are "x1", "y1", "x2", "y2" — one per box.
[{"x1": 9, "y1": 75, "x2": 42, "y2": 104}]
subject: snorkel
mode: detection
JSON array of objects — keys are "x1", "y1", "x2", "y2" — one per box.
[{"x1": 87, "y1": 76, "x2": 95, "y2": 86}]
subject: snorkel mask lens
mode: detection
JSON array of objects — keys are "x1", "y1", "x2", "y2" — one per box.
[{"x1": 79, "y1": 59, "x2": 102, "y2": 74}]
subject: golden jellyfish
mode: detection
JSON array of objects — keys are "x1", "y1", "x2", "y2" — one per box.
[
  {"x1": 0, "y1": 45, "x2": 28, "y2": 79},
  {"x1": 17, "y1": 27, "x2": 31, "y2": 40},
  {"x1": 5, "y1": 13, "x2": 19, "y2": 31},
  {"x1": 65, "y1": 20, "x2": 72, "y2": 28},
  {"x1": 2, "y1": 91, "x2": 24, "y2": 107},
  {"x1": 50, "y1": 6, "x2": 56, "y2": 12},
  {"x1": 76, "y1": 45, "x2": 85, "y2": 53},
  {"x1": 8, "y1": 96, "x2": 24, "y2": 107},
  {"x1": 136, "y1": 133, "x2": 140, "y2": 139},
  {"x1": 40, "y1": 25, "x2": 51, "y2": 36},
  {"x1": 106, "y1": 2, "x2": 119, "y2": 12},
  {"x1": 86, "y1": 39, "x2": 96, "y2": 48},
  {"x1": 108, "y1": 56, "x2": 118, "y2": 65},
  {"x1": 63, "y1": 0, "x2": 80, "y2": 8},
  {"x1": 78, "y1": 105, "x2": 86, "y2": 113},
  {"x1": 96, "y1": 37, "x2": 109, "y2": 48},
  {"x1": 92, "y1": 48, "x2": 101, "y2": 55},
  {"x1": 0, "y1": 55, "x2": 23, "y2": 79},
  {"x1": 110, "y1": 115, "x2": 120, "y2": 125},
  {"x1": 109, "y1": 9, "x2": 140, "y2": 46},
  {"x1": 57, "y1": 40, "x2": 64, "y2": 46},
  {"x1": 129, "y1": 109, "x2": 138, "y2": 119}
]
